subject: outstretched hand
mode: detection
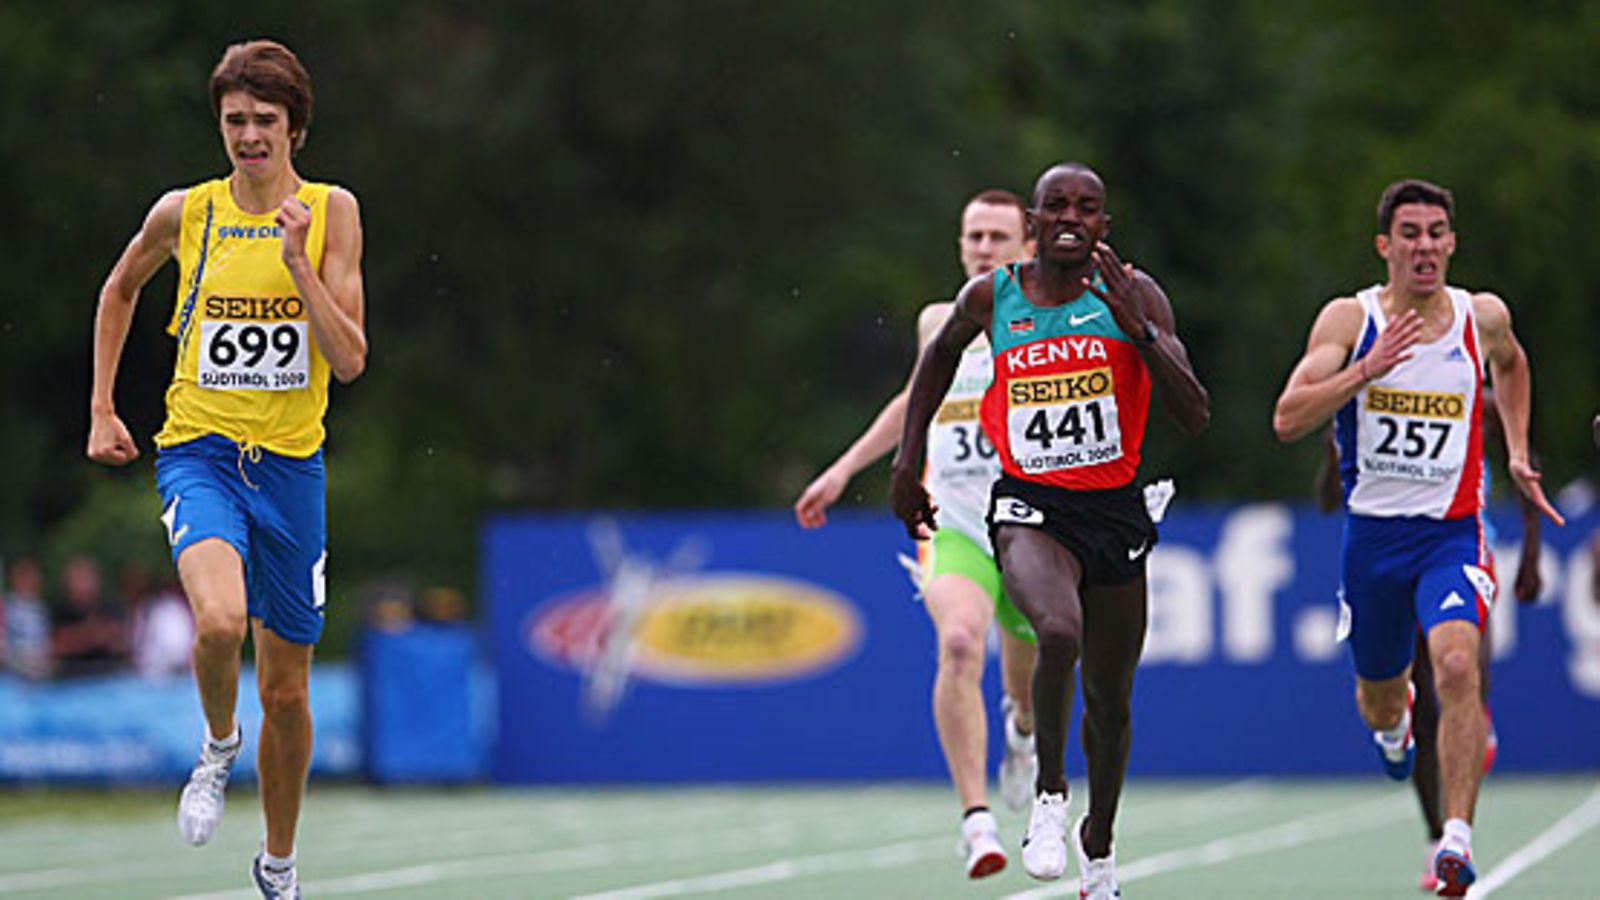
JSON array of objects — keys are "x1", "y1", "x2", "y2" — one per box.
[
  {"x1": 1509, "y1": 457, "x2": 1565, "y2": 527},
  {"x1": 1082, "y1": 242, "x2": 1154, "y2": 336},
  {"x1": 889, "y1": 465, "x2": 937, "y2": 540},
  {"x1": 1357, "y1": 309, "x2": 1425, "y2": 381},
  {"x1": 794, "y1": 468, "x2": 847, "y2": 529}
]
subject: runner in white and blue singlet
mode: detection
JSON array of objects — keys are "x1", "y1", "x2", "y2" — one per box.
[{"x1": 1275, "y1": 178, "x2": 1562, "y2": 897}]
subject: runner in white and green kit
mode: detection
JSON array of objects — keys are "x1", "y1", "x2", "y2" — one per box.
[{"x1": 794, "y1": 188, "x2": 1038, "y2": 880}]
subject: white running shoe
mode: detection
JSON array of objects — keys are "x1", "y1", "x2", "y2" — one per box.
[
  {"x1": 252, "y1": 850, "x2": 301, "y2": 899},
  {"x1": 959, "y1": 810, "x2": 1007, "y2": 879},
  {"x1": 178, "y1": 729, "x2": 241, "y2": 846},
  {"x1": 1071, "y1": 813, "x2": 1122, "y2": 899},
  {"x1": 998, "y1": 698, "x2": 1038, "y2": 814},
  {"x1": 1022, "y1": 790, "x2": 1069, "y2": 880}
]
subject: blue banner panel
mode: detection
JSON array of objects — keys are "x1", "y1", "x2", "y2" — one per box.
[
  {"x1": 1134, "y1": 504, "x2": 1600, "y2": 775},
  {"x1": 0, "y1": 665, "x2": 360, "y2": 782},
  {"x1": 486, "y1": 504, "x2": 1600, "y2": 783},
  {"x1": 362, "y1": 626, "x2": 485, "y2": 783},
  {"x1": 487, "y1": 512, "x2": 941, "y2": 783}
]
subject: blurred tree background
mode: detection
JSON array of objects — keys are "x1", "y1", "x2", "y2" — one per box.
[{"x1": 2, "y1": 0, "x2": 1595, "y2": 651}]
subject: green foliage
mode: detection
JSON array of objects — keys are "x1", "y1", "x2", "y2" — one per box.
[{"x1": 3, "y1": 1, "x2": 1596, "y2": 653}]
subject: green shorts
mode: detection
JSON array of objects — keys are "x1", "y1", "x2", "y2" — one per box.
[{"x1": 928, "y1": 528, "x2": 1036, "y2": 644}]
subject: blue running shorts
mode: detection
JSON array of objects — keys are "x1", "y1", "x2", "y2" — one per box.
[
  {"x1": 1339, "y1": 513, "x2": 1494, "y2": 681},
  {"x1": 155, "y1": 434, "x2": 328, "y2": 645}
]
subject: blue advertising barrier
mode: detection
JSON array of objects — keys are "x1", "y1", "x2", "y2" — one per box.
[
  {"x1": 362, "y1": 625, "x2": 492, "y2": 783},
  {"x1": 487, "y1": 512, "x2": 931, "y2": 783},
  {"x1": 486, "y1": 504, "x2": 1600, "y2": 783},
  {"x1": 0, "y1": 665, "x2": 360, "y2": 782}
]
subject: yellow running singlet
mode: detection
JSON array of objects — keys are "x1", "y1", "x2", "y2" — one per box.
[{"x1": 156, "y1": 178, "x2": 334, "y2": 457}]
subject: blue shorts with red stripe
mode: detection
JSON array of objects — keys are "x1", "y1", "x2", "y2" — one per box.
[{"x1": 1338, "y1": 512, "x2": 1494, "y2": 681}]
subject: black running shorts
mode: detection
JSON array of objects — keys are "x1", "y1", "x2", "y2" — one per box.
[{"x1": 986, "y1": 474, "x2": 1157, "y2": 587}]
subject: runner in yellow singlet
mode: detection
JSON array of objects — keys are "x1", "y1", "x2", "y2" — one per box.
[{"x1": 87, "y1": 39, "x2": 366, "y2": 900}]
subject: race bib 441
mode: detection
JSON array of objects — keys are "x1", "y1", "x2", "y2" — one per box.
[{"x1": 1006, "y1": 367, "x2": 1123, "y2": 474}]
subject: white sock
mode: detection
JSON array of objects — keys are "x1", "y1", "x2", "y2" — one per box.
[
  {"x1": 262, "y1": 848, "x2": 296, "y2": 870},
  {"x1": 1377, "y1": 707, "x2": 1410, "y2": 747},
  {"x1": 1442, "y1": 818, "x2": 1472, "y2": 853},
  {"x1": 207, "y1": 725, "x2": 241, "y2": 752}
]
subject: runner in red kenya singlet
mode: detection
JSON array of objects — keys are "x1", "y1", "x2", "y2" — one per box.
[{"x1": 891, "y1": 163, "x2": 1210, "y2": 892}]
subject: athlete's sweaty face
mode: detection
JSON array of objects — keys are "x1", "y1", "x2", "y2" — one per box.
[
  {"x1": 1030, "y1": 170, "x2": 1108, "y2": 266},
  {"x1": 959, "y1": 201, "x2": 1029, "y2": 278},
  {"x1": 219, "y1": 91, "x2": 294, "y2": 181},
  {"x1": 1377, "y1": 202, "x2": 1455, "y2": 298}
]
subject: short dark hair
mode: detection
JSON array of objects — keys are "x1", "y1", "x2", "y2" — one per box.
[
  {"x1": 1031, "y1": 162, "x2": 1100, "y2": 207},
  {"x1": 1376, "y1": 179, "x2": 1453, "y2": 235},
  {"x1": 210, "y1": 39, "x2": 314, "y2": 152},
  {"x1": 967, "y1": 188, "x2": 1027, "y2": 218}
]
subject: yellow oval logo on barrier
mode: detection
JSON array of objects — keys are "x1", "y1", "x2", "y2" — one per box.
[
  {"x1": 526, "y1": 573, "x2": 863, "y2": 686},
  {"x1": 632, "y1": 576, "x2": 861, "y2": 684}
]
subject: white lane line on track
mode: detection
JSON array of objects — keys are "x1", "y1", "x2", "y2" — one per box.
[
  {"x1": 11, "y1": 796, "x2": 924, "y2": 897},
  {"x1": 1001, "y1": 790, "x2": 1415, "y2": 899},
  {"x1": 152, "y1": 779, "x2": 1278, "y2": 899},
  {"x1": 571, "y1": 788, "x2": 1409, "y2": 900},
  {"x1": 0, "y1": 781, "x2": 1339, "y2": 898},
  {"x1": 570, "y1": 838, "x2": 947, "y2": 900},
  {"x1": 1470, "y1": 784, "x2": 1600, "y2": 898},
  {"x1": 0, "y1": 866, "x2": 92, "y2": 894},
  {"x1": 163, "y1": 819, "x2": 820, "y2": 900}
]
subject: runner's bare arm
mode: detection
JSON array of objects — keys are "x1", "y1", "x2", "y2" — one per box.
[
  {"x1": 794, "y1": 303, "x2": 954, "y2": 528},
  {"x1": 890, "y1": 282, "x2": 990, "y2": 538},
  {"x1": 1273, "y1": 297, "x2": 1424, "y2": 442},
  {"x1": 1475, "y1": 292, "x2": 1563, "y2": 526},
  {"x1": 88, "y1": 190, "x2": 185, "y2": 466},
  {"x1": 1485, "y1": 390, "x2": 1546, "y2": 602},
  {"x1": 1084, "y1": 245, "x2": 1210, "y2": 435},
  {"x1": 279, "y1": 187, "x2": 367, "y2": 383},
  {"x1": 793, "y1": 302, "x2": 953, "y2": 525},
  {"x1": 1313, "y1": 426, "x2": 1343, "y2": 513}
]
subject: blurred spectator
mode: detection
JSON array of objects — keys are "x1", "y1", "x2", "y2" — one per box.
[
  {"x1": 417, "y1": 586, "x2": 470, "y2": 624},
  {"x1": 123, "y1": 563, "x2": 194, "y2": 679},
  {"x1": 3, "y1": 556, "x2": 54, "y2": 680},
  {"x1": 362, "y1": 579, "x2": 417, "y2": 635},
  {"x1": 51, "y1": 554, "x2": 128, "y2": 678}
]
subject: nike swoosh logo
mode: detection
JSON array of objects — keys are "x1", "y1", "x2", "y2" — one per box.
[
  {"x1": 1069, "y1": 311, "x2": 1103, "y2": 327},
  {"x1": 1440, "y1": 591, "x2": 1466, "y2": 610},
  {"x1": 1127, "y1": 541, "x2": 1148, "y2": 561},
  {"x1": 172, "y1": 524, "x2": 190, "y2": 545}
]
